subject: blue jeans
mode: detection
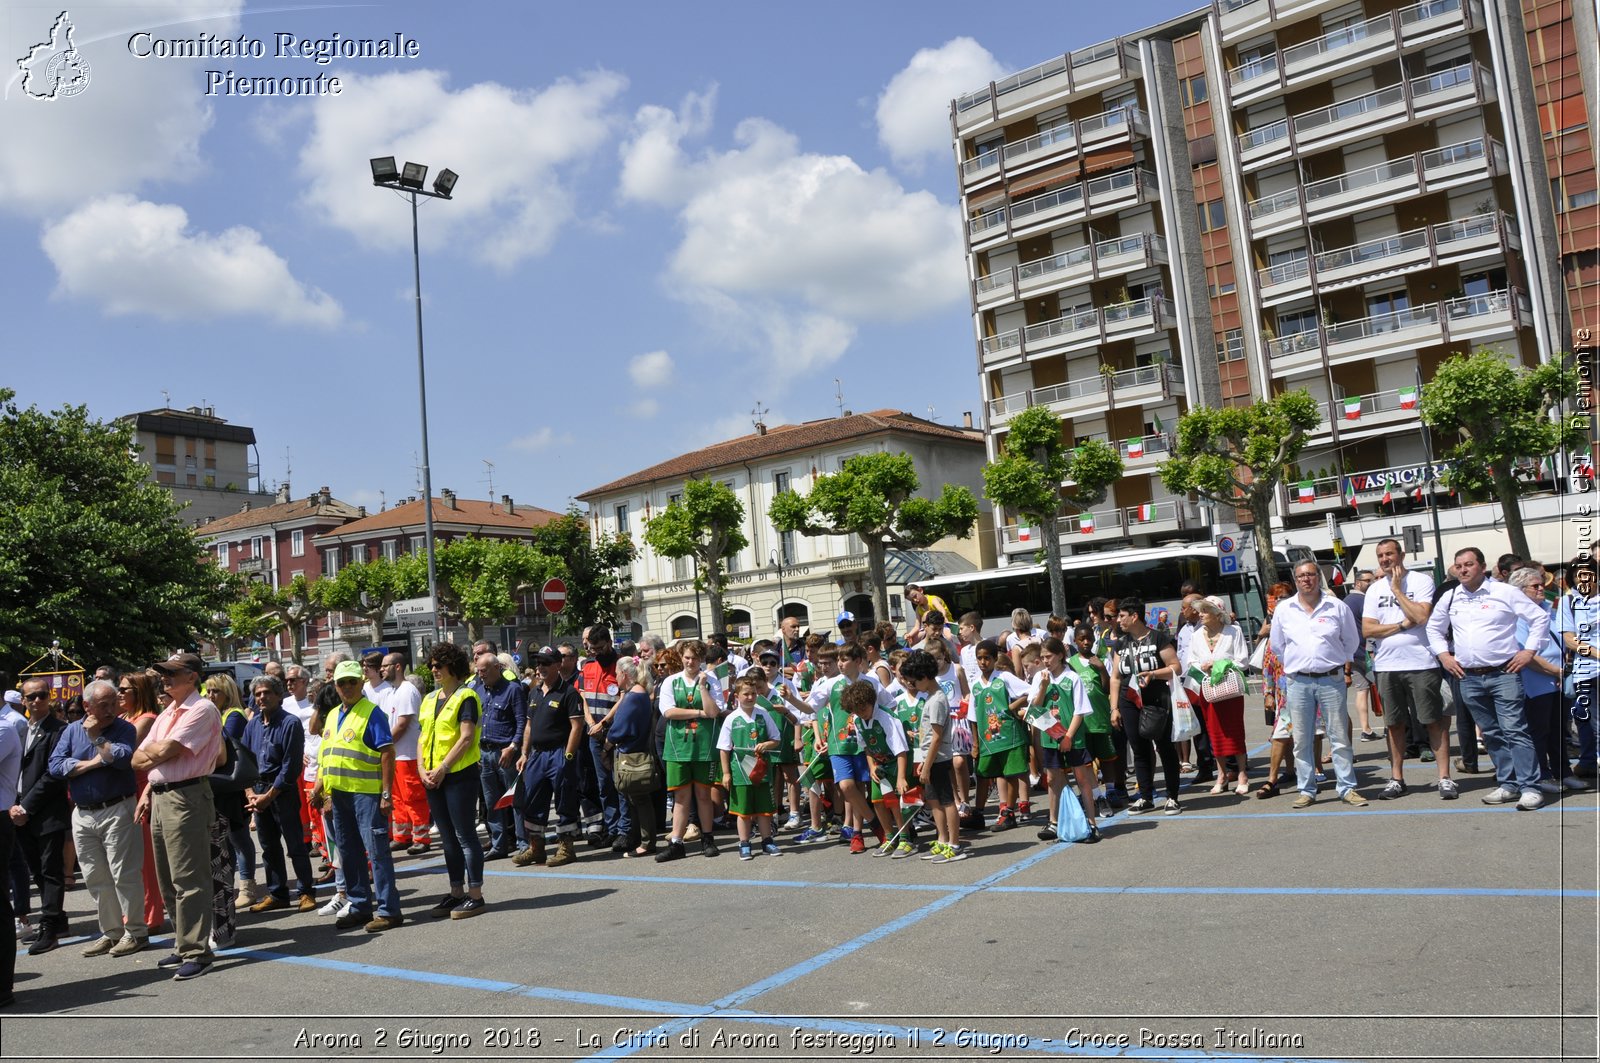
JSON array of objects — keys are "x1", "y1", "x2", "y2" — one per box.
[
  {"x1": 228, "y1": 821, "x2": 256, "y2": 881},
  {"x1": 1285, "y1": 674, "x2": 1357, "y2": 796},
  {"x1": 478, "y1": 747, "x2": 524, "y2": 852},
  {"x1": 329, "y1": 790, "x2": 400, "y2": 918},
  {"x1": 424, "y1": 769, "x2": 484, "y2": 890},
  {"x1": 589, "y1": 734, "x2": 622, "y2": 837},
  {"x1": 519, "y1": 748, "x2": 580, "y2": 837},
  {"x1": 1451, "y1": 672, "x2": 1540, "y2": 792}
]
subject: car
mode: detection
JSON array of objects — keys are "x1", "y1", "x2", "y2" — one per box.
[{"x1": 200, "y1": 660, "x2": 265, "y2": 689}]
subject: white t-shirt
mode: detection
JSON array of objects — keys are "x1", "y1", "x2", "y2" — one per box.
[
  {"x1": 284, "y1": 695, "x2": 314, "y2": 731},
  {"x1": 385, "y1": 679, "x2": 422, "y2": 762},
  {"x1": 958, "y1": 644, "x2": 981, "y2": 691},
  {"x1": 657, "y1": 670, "x2": 725, "y2": 716},
  {"x1": 852, "y1": 669, "x2": 898, "y2": 711},
  {"x1": 1362, "y1": 570, "x2": 1438, "y2": 672},
  {"x1": 302, "y1": 732, "x2": 321, "y2": 783},
  {"x1": 716, "y1": 705, "x2": 779, "y2": 751}
]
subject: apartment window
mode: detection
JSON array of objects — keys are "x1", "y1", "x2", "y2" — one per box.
[
  {"x1": 323, "y1": 548, "x2": 339, "y2": 577},
  {"x1": 614, "y1": 503, "x2": 630, "y2": 534},
  {"x1": 773, "y1": 469, "x2": 791, "y2": 495},
  {"x1": 382, "y1": 539, "x2": 398, "y2": 561},
  {"x1": 290, "y1": 529, "x2": 304, "y2": 557},
  {"x1": 668, "y1": 492, "x2": 682, "y2": 509},
  {"x1": 349, "y1": 544, "x2": 366, "y2": 565},
  {"x1": 726, "y1": 549, "x2": 741, "y2": 574},
  {"x1": 1181, "y1": 73, "x2": 1208, "y2": 108},
  {"x1": 250, "y1": 536, "x2": 263, "y2": 558},
  {"x1": 410, "y1": 535, "x2": 425, "y2": 555},
  {"x1": 1277, "y1": 308, "x2": 1318, "y2": 336},
  {"x1": 673, "y1": 556, "x2": 691, "y2": 581},
  {"x1": 779, "y1": 529, "x2": 797, "y2": 566},
  {"x1": 216, "y1": 542, "x2": 229, "y2": 566},
  {"x1": 1216, "y1": 329, "x2": 1246, "y2": 362},
  {"x1": 1198, "y1": 198, "x2": 1226, "y2": 233},
  {"x1": 1571, "y1": 188, "x2": 1599, "y2": 210},
  {"x1": 1366, "y1": 289, "x2": 1410, "y2": 320}
]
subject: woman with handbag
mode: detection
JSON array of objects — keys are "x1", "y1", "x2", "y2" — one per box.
[
  {"x1": 1188, "y1": 597, "x2": 1251, "y2": 796},
  {"x1": 1106, "y1": 597, "x2": 1185, "y2": 816},
  {"x1": 607, "y1": 657, "x2": 660, "y2": 857}
]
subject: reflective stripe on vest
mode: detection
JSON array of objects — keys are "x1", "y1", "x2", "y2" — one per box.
[
  {"x1": 419, "y1": 685, "x2": 481, "y2": 775},
  {"x1": 321, "y1": 698, "x2": 384, "y2": 793}
]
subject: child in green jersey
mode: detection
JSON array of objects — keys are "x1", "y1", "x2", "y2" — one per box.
[{"x1": 718, "y1": 676, "x2": 784, "y2": 860}]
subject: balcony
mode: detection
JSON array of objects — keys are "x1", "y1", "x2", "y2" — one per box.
[
  {"x1": 1310, "y1": 384, "x2": 1424, "y2": 441},
  {"x1": 954, "y1": 41, "x2": 1139, "y2": 135},
  {"x1": 1216, "y1": 0, "x2": 1349, "y2": 43},
  {"x1": 969, "y1": 167, "x2": 1160, "y2": 253},
  {"x1": 1237, "y1": 63, "x2": 1493, "y2": 173},
  {"x1": 1266, "y1": 287, "x2": 1530, "y2": 376},
  {"x1": 986, "y1": 296, "x2": 1175, "y2": 368},
  {"x1": 999, "y1": 507, "x2": 1126, "y2": 553},
  {"x1": 1110, "y1": 359, "x2": 1185, "y2": 406},
  {"x1": 1102, "y1": 295, "x2": 1175, "y2": 340},
  {"x1": 1022, "y1": 305, "x2": 1102, "y2": 358},
  {"x1": 1122, "y1": 498, "x2": 1202, "y2": 538},
  {"x1": 963, "y1": 106, "x2": 1151, "y2": 192},
  {"x1": 1005, "y1": 232, "x2": 1168, "y2": 306},
  {"x1": 1026, "y1": 376, "x2": 1110, "y2": 419},
  {"x1": 1067, "y1": 431, "x2": 1175, "y2": 477}
]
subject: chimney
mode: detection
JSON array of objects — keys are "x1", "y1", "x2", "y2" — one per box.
[
  {"x1": 842, "y1": 409, "x2": 853, "y2": 417},
  {"x1": 358, "y1": 505, "x2": 367, "y2": 518},
  {"x1": 962, "y1": 411, "x2": 973, "y2": 429},
  {"x1": 501, "y1": 494, "x2": 516, "y2": 515},
  {"x1": 754, "y1": 421, "x2": 767, "y2": 435},
  {"x1": 276, "y1": 482, "x2": 291, "y2": 505},
  {"x1": 441, "y1": 488, "x2": 457, "y2": 510},
  {"x1": 240, "y1": 501, "x2": 251, "y2": 513},
  {"x1": 318, "y1": 486, "x2": 331, "y2": 505}
]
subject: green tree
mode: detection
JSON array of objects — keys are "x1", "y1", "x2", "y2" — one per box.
[
  {"x1": 529, "y1": 508, "x2": 637, "y2": 635},
  {"x1": 320, "y1": 555, "x2": 426, "y2": 647},
  {"x1": 643, "y1": 480, "x2": 746, "y2": 638},
  {"x1": 1421, "y1": 351, "x2": 1585, "y2": 559},
  {"x1": 983, "y1": 406, "x2": 1123, "y2": 618},
  {"x1": 1158, "y1": 391, "x2": 1323, "y2": 589},
  {"x1": 0, "y1": 389, "x2": 234, "y2": 667},
  {"x1": 250, "y1": 574, "x2": 331, "y2": 666},
  {"x1": 433, "y1": 537, "x2": 557, "y2": 643},
  {"x1": 769, "y1": 451, "x2": 979, "y2": 625}
]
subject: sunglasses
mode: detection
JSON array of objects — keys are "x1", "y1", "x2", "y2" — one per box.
[{"x1": 117, "y1": 686, "x2": 133, "y2": 694}]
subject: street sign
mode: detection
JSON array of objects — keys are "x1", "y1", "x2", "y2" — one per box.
[
  {"x1": 542, "y1": 577, "x2": 568, "y2": 614},
  {"x1": 1220, "y1": 555, "x2": 1240, "y2": 575},
  {"x1": 1217, "y1": 535, "x2": 1236, "y2": 555}
]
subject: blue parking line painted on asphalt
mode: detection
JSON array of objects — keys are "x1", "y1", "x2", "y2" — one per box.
[{"x1": 987, "y1": 884, "x2": 1599, "y2": 899}]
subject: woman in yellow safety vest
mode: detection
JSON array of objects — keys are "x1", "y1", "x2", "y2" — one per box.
[{"x1": 416, "y1": 641, "x2": 486, "y2": 920}]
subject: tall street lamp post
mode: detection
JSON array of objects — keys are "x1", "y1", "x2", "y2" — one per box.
[{"x1": 370, "y1": 156, "x2": 458, "y2": 642}]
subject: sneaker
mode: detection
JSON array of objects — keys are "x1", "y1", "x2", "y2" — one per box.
[
  {"x1": 1377, "y1": 779, "x2": 1408, "y2": 801},
  {"x1": 892, "y1": 841, "x2": 914, "y2": 859},
  {"x1": 940, "y1": 845, "x2": 970, "y2": 863},
  {"x1": 108, "y1": 935, "x2": 145, "y2": 957},
  {"x1": 920, "y1": 842, "x2": 949, "y2": 861},
  {"x1": 1162, "y1": 799, "x2": 1183, "y2": 816},
  {"x1": 1292, "y1": 793, "x2": 1316, "y2": 809},
  {"x1": 1438, "y1": 777, "x2": 1460, "y2": 800},
  {"x1": 838, "y1": 825, "x2": 855, "y2": 843},
  {"x1": 429, "y1": 894, "x2": 464, "y2": 919},
  {"x1": 782, "y1": 815, "x2": 802, "y2": 832},
  {"x1": 1094, "y1": 796, "x2": 1112, "y2": 819},
  {"x1": 1340, "y1": 791, "x2": 1368, "y2": 807},
  {"x1": 1517, "y1": 789, "x2": 1545, "y2": 811},
  {"x1": 1360, "y1": 730, "x2": 1379, "y2": 742},
  {"x1": 1418, "y1": 748, "x2": 1436, "y2": 762},
  {"x1": 1537, "y1": 779, "x2": 1562, "y2": 795},
  {"x1": 655, "y1": 841, "x2": 687, "y2": 863},
  {"x1": 334, "y1": 910, "x2": 370, "y2": 930},
  {"x1": 209, "y1": 930, "x2": 235, "y2": 951},
  {"x1": 1563, "y1": 776, "x2": 1589, "y2": 791},
  {"x1": 172, "y1": 960, "x2": 211, "y2": 981},
  {"x1": 81, "y1": 935, "x2": 118, "y2": 958},
  {"x1": 1126, "y1": 798, "x2": 1156, "y2": 816},
  {"x1": 1106, "y1": 789, "x2": 1128, "y2": 809},
  {"x1": 700, "y1": 836, "x2": 720, "y2": 858},
  {"x1": 449, "y1": 898, "x2": 486, "y2": 920},
  {"x1": 739, "y1": 844, "x2": 754, "y2": 861},
  {"x1": 1082, "y1": 825, "x2": 1102, "y2": 844},
  {"x1": 156, "y1": 952, "x2": 184, "y2": 969},
  {"x1": 1455, "y1": 758, "x2": 1486, "y2": 775},
  {"x1": 959, "y1": 810, "x2": 986, "y2": 831},
  {"x1": 364, "y1": 914, "x2": 404, "y2": 933},
  {"x1": 1016, "y1": 802, "x2": 1033, "y2": 821},
  {"x1": 483, "y1": 848, "x2": 511, "y2": 862},
  {"x1": 682, "y1": 823, "x2": 702, "y2": 842},
  {"x1": 317, "y1": 895, "x2": 351, "y2": 918},
  {"x1": 762, "y1": 839, "x2": 783, "y2": 857},
  {"x1": 407, "y1": 844, "x2": 431, "y2": 856},
  {"x1": 992, "y1": 809, "x2": 1016, "y2": 832},
  {"x1": 1314, "y1": 771, "x2": 1327, "y2": 785},
  {"x1": 871, "y1": 839, "x2": 895, "y2": 857},
  {"x1": 849, "y1": 834, "x2": 866, "y2": 855},
  {"x1": 1481, "y1": 786, "x2": 1519, "y2": 805},
  {"x1": 793, "y1": 828, "x2": 824, "y2": 844}
]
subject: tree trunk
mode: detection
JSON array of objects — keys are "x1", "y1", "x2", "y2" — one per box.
[
  {"x1": 1043, "y1": 508, "x2": 1067, "y2": 619},
  {"x1": 704, "y1": 558, "x2": 727, "y2": 638},
  {"x1": 867, "y1": 537, "x2": 891, "y2": 629},
  {"x1": 1492, "y1": 462, "x2": 1531, "y2": 559},
  {"x1": 1251, "y1": 490, "x2": 1281, "y2": 592},
  {"x1": 466, "y1": 619, "x2": 484, "y2": 643},
  {"x1": 290, "y1": 625, "x2": 306, "y2": 667}
]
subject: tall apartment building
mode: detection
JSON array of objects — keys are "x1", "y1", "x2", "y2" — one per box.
[
  {"x1": 955, "y1": 0, "x2": 1597, "y2": 564},
  {"x1": 120, "y1": 405, "x2": 274, "y2": 525}
]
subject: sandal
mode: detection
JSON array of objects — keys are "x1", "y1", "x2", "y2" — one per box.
[
  {"x1": 1254, "y1": 780, "x2": 1281, "y2": 800},
  {"x1": 1235, "y1": 781, "x2": 1251, "y2": 796},
  {"x1": 1208, "y1": 784, "x2": 1226, "y2": 795}
]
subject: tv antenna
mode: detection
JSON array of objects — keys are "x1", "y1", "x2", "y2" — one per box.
[
  {"x1": 482, "y1": 459, "x2": 496, "y2": 502},
  {"x1": 751, "y1": 400, "x2": 769, "y2": 431},
  {"x1": 834, "y1": 378, "x2": 845, "y2": 417},
  {"x1": 160, "y1": 389, "x2": 171, "y2": 408}
]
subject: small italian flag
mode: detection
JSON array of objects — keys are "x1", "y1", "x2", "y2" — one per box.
[
  {"x1": 1080, "y1": 513, "x2": 1096, "y2": 534},
  {"x1": 1343, "y1": 397, "x2": 1362, "y2": 421},
  {"x1": 1345, "y1": 479, "x2": 1358, "y2": 508},
  {"x1": 1381, "y1": 487, "x2": 1393, "y2": 505},
  {"x1": 1127, "y1": 437, "x2": 1145, "y2": 459},
  {"x1": 1297, "y1": 480, "x2": 1315, "y2": 503},
  {"x1": 1018, "y1": 524, "x2": 1031, "y2": 542},
  {"x1": 1136, "y1": 503, "x2": 1155, "y2": 522},
  {"x1": 1398, "y1": 385, "x2": 1419, "y2": 409},
  {"x1": 1412, "y1": 485, "x2": 1425, "y2": 501}
]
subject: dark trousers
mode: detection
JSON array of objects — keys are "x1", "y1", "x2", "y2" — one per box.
[
  {"x1": 0, "y1": 818, "x2": 14, "y2": 996},
  {"x1": 1120, "y1": 707, "x2": 1182, "y2": 802},
  {"x1": 8, "y1": 845, "x2": 28, "y2": 918},
  {"x1": 1524, "y1": 690, "x2": 1564, "y2": 782},
  {"x1": 16, "y1": 825, "x2": 66, "y2": 934},
  {"x1": 254, "y1": 786, "x2": 315, "y2": 900}
]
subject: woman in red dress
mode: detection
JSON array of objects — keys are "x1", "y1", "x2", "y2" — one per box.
[{"x1": 1186, "y1": 596, "x2": 1250, "y2": 796}]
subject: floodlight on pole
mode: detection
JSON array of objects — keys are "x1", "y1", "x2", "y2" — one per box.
[{"x1": 368, "y1": 155, "x2": 459, "y2": 642}]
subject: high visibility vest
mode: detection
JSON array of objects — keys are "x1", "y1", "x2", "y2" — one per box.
[
  {"x1": 222, "y1": 706, "x2": 246, "y2": 734},
  {"x1": 419, "y1": 685, "x2": 481, "y2": 776},
  {"x1": 322, "y1": 698, "x2": 385, "y2": 794}
]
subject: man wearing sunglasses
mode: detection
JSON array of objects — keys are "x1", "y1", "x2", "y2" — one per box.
[{"x1": 11, "y1": 680, "x2": 67, "y2": 956}]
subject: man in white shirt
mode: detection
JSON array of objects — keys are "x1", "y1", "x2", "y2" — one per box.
[
  {"x1": 1270, "y1": 560, "x2": 1366, "y2": 808},
  {"x1": 378, "y1": 654, "x2": 425, "y2": 854},
  {"x1": 1362, "y1": 539, "x2": 1455, "y2": 800},
  {"x1": 281, "y1": 666, "x2": 314, "y2": 729},
  {"x1": 1425, "y1": 546, "x2": 1550, "y2": 810}
]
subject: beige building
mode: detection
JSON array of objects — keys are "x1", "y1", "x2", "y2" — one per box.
[{"x1": 120, "y1": 405, "x2": 274, "y2": 525}]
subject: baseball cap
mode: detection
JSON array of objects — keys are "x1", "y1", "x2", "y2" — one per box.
[
  {"x1": 836, "y1": 610, "x2": 855, "y2": 625},
  {"x1": 758, "y1": 649, "x2": 781, "y2": 663},
  {"x1": 529, "y1": 646, "x2": 560, "y2": 666},
  {"x1": 3, "y1": 690, "x2": 20, "y2": 707},
  {"x1": 333, "y1": 661, "x2": 364, "y2": 682},
  {"x1": 152, "y1": 652, "x2": 204, "y2": 675}
]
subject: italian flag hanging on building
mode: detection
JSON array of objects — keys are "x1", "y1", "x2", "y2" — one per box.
[
  {"x1": 1297, "y1": 480, "x2": 1315, "y2": 503},
  {"x1": 1018, "y1": 524, "x2": 1031, "y2": 542},
  {"x1": 1345, "y1": 478, "x2": 1358, "y2": 508},
  {"x1": 1398, "y1": 385, "x2": 1419, "y2": 409},
  {"x1": 1343, "y1": 397, "x2": 1362, "y2": 420},
  {"x1": 1382, "y1": 487, "x2": 1393, "y2": 505},
  {"x1": 1136, "y1": 503, "x2": 1155, "y2": 522},
  {"x1": 1080, "y1": 513, "x2": 1096, "y2": 535},
  {"x1": 1127, "y1": 437, "x2": 1145, "y2": 459}
]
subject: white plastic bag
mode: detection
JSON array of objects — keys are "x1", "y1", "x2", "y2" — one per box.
[{"x1": 1170, "y1": 683, "x2": 1202, "y2": 742}]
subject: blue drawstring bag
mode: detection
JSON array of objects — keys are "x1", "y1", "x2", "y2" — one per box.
[{"x1": 1057, "y1": 786, "x2": 1091, "y2": 843}]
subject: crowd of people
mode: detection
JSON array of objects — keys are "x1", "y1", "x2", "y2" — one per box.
[{"x1": 0, "y1": 544, "x2": 1592, "y2": 1003}]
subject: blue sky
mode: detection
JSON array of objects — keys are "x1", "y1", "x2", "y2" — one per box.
[{"x1": 2, "y1": 0, "x2": 1196, "y2": 513}]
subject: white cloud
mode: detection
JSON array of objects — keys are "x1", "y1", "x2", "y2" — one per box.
[
  {"x1": 509, "y1": 427, "x2": 573, "y2": 452},
  {"x1": 0, "y1": 1, "x2": 244, "y2": 215},
  {"x1": 618, "y1": 104, "x2": 965, "y2": 370},
  {"x1": 618, "y1": 88, "x2": 715, "y2": 206},
  {"x1": 40, "y1": 194, "x2": 342, "y2": 326},
  {"x1": 296, "y1": 68, "x2": 627, "y2": 269},
  {"x1": 628, "y1": 350, "x2": 675, "y2": 388},
  {"x1": 875, "y1": 38, "x2": 1005, "y2": 173}
]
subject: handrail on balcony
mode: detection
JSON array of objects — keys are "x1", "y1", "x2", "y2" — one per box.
[
  {"x1": 1304, "y1": 156, "x2": 1418, "y2": 203},
  {"x1": 1249, "y1": 187, "x2": 1301, "y2": 219},
  {"x1": 1019, "y1": 244, "x2": 1093, "y2": 281},
  {"x1": 1259, "y1": 255, "x2": 1310, "y2": 287},
  {"x1": 1228, "y1": 52, "x2": 1278, "y2": 86},
  {"x1": 962, "y1": 150, "x2": 1001, "y2": 177},
  {"x1": 1295, "y1": 83, "x2": 1405, "y2": 134},
  {"x1": 1033, "y1": 377, "x2": 1106, "y2": 406},
  {"x1": 1400, "y1": 0, "x2": 1463, "y2": 25},
  {"x1": 968, "y1": 206, "x2": 1007, "y2": 236},
  {"x1": 1412, "y1": 61, "x2": 1477, "y2": 98},
  {"x1": 1444, "y1": 288, "x2": 1513, "y2": 319},
  {"x1": 1003, "y1": 121, "x2": 1077, "y2": 162},
  {"x1": 1283, "y1": 12, "x2": 1393, "y2": 67},
  {"x1": 1011, "y1": 182, "x2": 1086, "y2": 221},
  {"x1": 1326, "y1": 303, "x2": 1441, "y2": 345},
  {"x1": 1103, "y1": 295, "x2": 1169, "y2": 325},
  {"x1": 975, "y1": 271, "x2": 1013, "y2": 294},
  {"x1": 1317, "y1": 226, "x2": 1429, "y2": 272},
  {"x1": 1434, "y1": 210, "x2": 1504, "y2": 245},
  {"x1": 1024, "y1": 306, "x2": 1101, "y2": 343},
  {"x1": 1239, "y1": 118, "x2": 1290, "y2": 151},
  {"x1": 982, "y1": 329, "x2": 1022, "y2": 356},
  {"x1": 1421, "y1": 137, "x2": 1488, "y2": 170},
  {"x1": 1220, "y1": 0, "x2": 1260, "y2": 12},
  {"x1": 1109, "y1": 359, "x2": 1175, "y2": 389},
  {"x1": 1079, "y1": 105, "x2": 1146, "y2": 136}
]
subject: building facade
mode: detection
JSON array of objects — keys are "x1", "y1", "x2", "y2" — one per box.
[
  {"x1": 120, "y1": 405, "x2": 275, "y2": 525},
  {"x1": 955, "y1": 0, "x2": 1597, "y2": 565},
  {"x1": 578, "y1": 411, "x2": 993, "y2": 644}
]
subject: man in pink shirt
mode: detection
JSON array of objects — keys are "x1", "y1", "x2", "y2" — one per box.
[{"x1": 133, "y1": 652, "x2": 222, "y2": 982}]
